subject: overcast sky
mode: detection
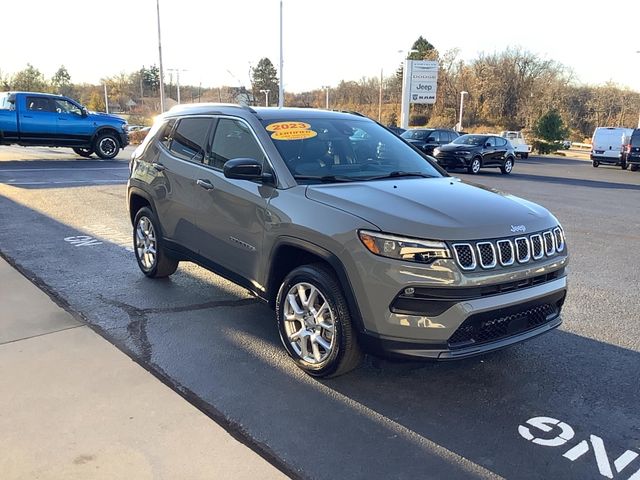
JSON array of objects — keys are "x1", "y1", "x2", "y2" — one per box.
[{"x1": 2, "y1": 0, "x2": 639, "y2": 93}]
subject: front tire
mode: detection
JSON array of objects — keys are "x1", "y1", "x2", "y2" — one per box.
[
  {"x1": 72, "y1": 147, "x2": 93, "y2": 158},
  {"x1": 500, "y1": 157, "x2": 514, "y2": 174},
  {"x1": 592, "y1": 159, "x2": 599, "y2": 167},
  {"x1": 133, "y1": 207, "x2": 178, "y2": 278},
  {"x1": 276, "y1": 264, "x2": 362, "y2": 378},
  {"x1": 94, "y1": 132, "x2": 120, "y2": 159},
  {"x1": 467, "y1": 157, "x2": 482, "y2": 174},
  {"x1": 621, "y1": 161, "x2": 628, "y2": 170}
]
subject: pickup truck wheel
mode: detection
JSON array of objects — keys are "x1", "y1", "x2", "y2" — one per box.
[
  {"x1": 522, "y1": 153, "x2": 529, "y2": 159},
  {"x1": 500, "y1": 157, "x2": 514, "y2": 174},
  {"x1": 72, "y1": 148, "x2": 93, "y2": 158},
  {"x1": 133, "y1": 207, "x2": 178, "y2": 278},
  {"x1": 630, "y1": 164, "x2": 639, "y2": 172},
  {"x1": 467, "y1": 157, "x2": 482, "y2": 174},
  {"x1": 621, "y1": 161, "x2": 628, "y2": 170},
  {"x1": 276, "y1": 264, "x2": 362, "y2": 378},
  {"x1": 94, "y1": 133, "x2": 120, "y2": 159}
]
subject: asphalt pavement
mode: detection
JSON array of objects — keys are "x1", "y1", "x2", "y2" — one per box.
[{"x1": 0, "y1": 145, "x2": 639, "y2": 479}]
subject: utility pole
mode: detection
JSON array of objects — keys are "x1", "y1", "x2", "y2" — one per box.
[
  {"x1": 103, "y1": 84, "x2": 109, "y2": 114},
  {"x1": 322, "y1": 85, "x2": 330, "y2": 109},
  {"x1": 260, "y1": 89, "x2": 270, "y2": 107},
  {"x1": 168, "y1": 68, "x2": 188, "y2": 104},
  {"x1": 378, "y1": 69, "x2": 383, "y2": 122},
  {"x1": 156, "y1": 0, "x2": 165, "y2": 112},
  {"x1": 458, "y1": 91, "x2": 468, "y2": 131},
  {"x1": 278, "y1": 0, "x2": 284, "y2": 108}
]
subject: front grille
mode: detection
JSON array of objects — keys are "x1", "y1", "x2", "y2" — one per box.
[
  {"x1": 451, "y1": 228, "x2": 565, "y2": 271},
  {"x1": 453, "y1": 244, "x2": 475, "y2": 270},
  {"x1": 543, "y1": 231, "x2": 555, "y2": 256},
  {"x1": 515, "y1": 237, "x2": 530, "y2": 263},
  {"x1": 497, "y1": 240, "x2": 514, "y2": 266},
  {"x1": 447, "y1": 294, "x2": 564, "y2": 348},
  {"x1": 531, "y1": 234, "x2": 543, "y2": 259},
  {"x1": 477, "y1": 242, "x2": 496, "y2": 268}
]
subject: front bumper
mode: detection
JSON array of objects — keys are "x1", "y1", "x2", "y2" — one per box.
[
  {"x1": 435, "y1": 155, "x2": 471, "y2": 168},
  {"x1": 119, "y1": 132, "x2": 130, "y2": 148},
  {"x1": 590, "y1": 153, "x2": 620, "y2": 164}
]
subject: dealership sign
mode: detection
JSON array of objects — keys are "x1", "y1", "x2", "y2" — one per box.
[{"x1": 409, "y1": 60, "x2": 438, "y2": 104}]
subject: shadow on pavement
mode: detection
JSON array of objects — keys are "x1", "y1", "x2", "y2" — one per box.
[{"x1": 1, "y1": 193, "x2": 639, "y2": 480}]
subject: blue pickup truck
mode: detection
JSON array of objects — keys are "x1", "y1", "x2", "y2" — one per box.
[{"x1": 0, "y1": 91, "x2": 128, "y2": 159}]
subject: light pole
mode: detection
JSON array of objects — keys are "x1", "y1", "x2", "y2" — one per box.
[
  {"x1": 378, "y1": 68, "x2": 383, "y2": 122},
  {"x1": 322, "y1": 85, "x2": 330, "y2": 109},
  {"x1": 278, "y1": 0, "x2": 284, "y2": 108},
  {"x1": 260, "y1": 89, "x2": 270, "y2": 107},
  {"x1": 156, "y1": 0, "x2": 165, "y2": 113},
  {"x1": 103, "y1": 84, "x2": 109, "y2": 114},
  {"x1": 458, "y1": 91, "x2": 468, "y2": 131},
  {"x1": 168, "y1": 68, "x2": 188, "y2": 104}
]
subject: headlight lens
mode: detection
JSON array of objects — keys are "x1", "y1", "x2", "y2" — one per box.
[
  {"x1": 433, "y1": 147, "x2": 441, "y2": 156},
  {"x1": 358, "y1": 230, "x2": 451, "y2": 264},
  {"x1": 122, "y1": 123, "x2": 128, "y2": 132}
]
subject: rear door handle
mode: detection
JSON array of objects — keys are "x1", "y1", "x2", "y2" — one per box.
[
  {"x1": 151, "y1": 162, "x2": 165, "y2": 172},
  {"x1": 196, "y1": 179, "x2": 214, "y2": 190}
]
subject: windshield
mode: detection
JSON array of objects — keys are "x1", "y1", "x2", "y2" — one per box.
[
  {"x1": 452, "y1": 135, "x2": 487, "y2": 146},
  {"x1": 261, "y1": 117, "x2": 443, "y2": 183},
  {"x1": 400, "y1": 129, "x2": 433, "y2": 141}
]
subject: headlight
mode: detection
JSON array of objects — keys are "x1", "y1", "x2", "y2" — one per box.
[
  {"x1": 122, "y1": 123, "x2": 128, "y2": 132},
  {"x1": 433, "y1": 147, "x2": 441, "y2": 156},
  {"x1": 358, "y1": 230, "x2": 451, "y2": 264}
]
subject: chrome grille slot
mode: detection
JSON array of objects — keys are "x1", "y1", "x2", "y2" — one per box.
[
  {"x1": 476, "y1": 242, "x2": 497, "y2": 269},
  {"x1": 453, "y1": 244, "x2": 476, "y2": 270},
  {"x1": 543, "y1": 231, "x2": 555, "y2": 256},
  {"x1": 496, "y1": 240, "x2": 514, "y2": 266},
  {"x1": 515, "y1": 237, "x2": 530, "y2": 263},
  {"x1": 553, "y1": 227, "x2": 565, "y2": 252},
  {"x1": 530, "y1": 234, "x2": 544, "y2": 260}
]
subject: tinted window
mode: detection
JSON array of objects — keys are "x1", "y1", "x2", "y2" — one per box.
[
  {"x1": 452, "y1": 135, "x2": 487, "y2": 146},
  {"x1": 496, "y1": 137, "x2": 508, "y2": 147},
  {"x1": 428, "y1": 131, "x2": 440, "y2": 142},
  {"x1": 401, "y1": 129, "x2": 432, "y2": 140},
  {"x1": 54, "y1": 99, "x2": 82, "y2": 115},
  {"x1": 159, "y1": 118, "x2": 176, "y2": 148},
  {"x1": 486, "y1": 137, "x2": 497, "y2": 147},
  {"x1": 26, "y1": 96, "x2": 54, "y2": 112},
  {"x1": 632, "y1": 131, "x2": 640, "y2": 147},
  {"x1": 169, "y1": 117, "x2": 211, "y2": 162},
  {"x1": 207, "y1": 118, "x2": 265, "y2": 170}
]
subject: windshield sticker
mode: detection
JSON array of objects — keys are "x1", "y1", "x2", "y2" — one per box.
[
  {"x1": 266, "y1": 121, "x2": 317, "y2": 140},
  {"x1": 271, "y1": 129, "x2": 318, "y2": 141},
  {"x1": 266, "y1": 121, "x2": 311, "y2": 132}
]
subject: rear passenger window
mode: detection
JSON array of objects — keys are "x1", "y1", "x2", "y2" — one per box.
[
  {"x1": 26, "y1": 97, "x2": 54, "y2": 112},
  {"x1": 169, "y1": 117, "x2": 212, "y2": 162},
  {"x1": 207, "y1": 118, "x2": 265, "y2": 170},
  {"x1": 496, "y1": 137, "x2": 508, "y2": 147}
]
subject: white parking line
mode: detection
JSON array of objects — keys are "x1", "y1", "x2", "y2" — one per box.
[
  {"x1": 6, "y1": 180, "x2": 127, "y2": 185},
  {"x1": 0, "y1": 167, "x2": 128, "y2": 172}
]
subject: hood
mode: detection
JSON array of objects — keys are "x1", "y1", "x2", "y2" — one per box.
[
  {"x1": 305, "y1": 177, "x2": 556, "y2": 241},
  {"x1": 88, "y1": 111, "x2": 126, "y2": 125},
  {"x1": 438, "y1": 143, "x2": 478, "y2": 152}
]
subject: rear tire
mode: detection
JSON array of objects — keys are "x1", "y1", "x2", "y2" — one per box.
[
  {"x1": 72, "y1": 147, "x2": 93, "y2": 158},
  {"x1": 133, "y1": 207, "x2": 178, "y2": 278},
  {"x1": 522, "y1": 153, "x2": 529, "y2": 159},
  {"x1": 276, "y1": 264, "x2": 362, "y2": 378},
  {"x1": 630, "y1": 164, "x2": 639, "y2": 172},
  {"x1": 94, "y1": 132, "x2": 120, "y2": 159},
  {"x1": 500, "y1": 157, "x2": 514, "y2": 174},
  {"x1": 621, "y1": 161, "x2": 628, "y2": 170}
]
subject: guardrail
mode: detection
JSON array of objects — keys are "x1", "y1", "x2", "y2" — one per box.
[{"x1": 571, "y1": 142, "x2": 591, "y2": 150}]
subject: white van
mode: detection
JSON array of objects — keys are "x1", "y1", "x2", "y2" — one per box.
[{"x1": 591, "y1": 127, "x2": 634, "y2": 168}]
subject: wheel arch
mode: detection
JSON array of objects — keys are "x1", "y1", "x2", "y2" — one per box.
[
  {"x1": 92, "y1": 126, "x2": 124, "y2": 147},
  {"x1": 267, "y1": 237, "x2": 365, "y2": 333},
  {"x1": 128, "y1": 187, "x2": 156, "y2": 226}
]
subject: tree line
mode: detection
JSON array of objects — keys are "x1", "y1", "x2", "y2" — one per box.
[{"x1": 2, "y1": 39, "x2": 638, "y2": 140}]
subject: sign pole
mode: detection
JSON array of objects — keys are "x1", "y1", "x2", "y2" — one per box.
[{"x1": 400, "y1": 60, "x2": 412, "y2": 129}]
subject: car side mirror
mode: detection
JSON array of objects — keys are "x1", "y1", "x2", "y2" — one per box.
[
  {"x1": 485, "y1": 142, "x2": 491, "y2": 147},
  {"x1": 224, "y1": 157, "x2": 270, "y2": 182},
  {"x1": 81, "y1": 107, "x2": 89, "y2": 117}
]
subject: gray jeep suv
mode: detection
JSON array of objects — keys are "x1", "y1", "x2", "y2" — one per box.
[{"x1": 127, "y1": 105, "x2": 568, "y2": 377}]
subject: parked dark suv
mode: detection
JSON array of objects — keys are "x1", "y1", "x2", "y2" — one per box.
[
  {"x1": 400, "y1": 128, "x2": 459, "y2": 155},
  {"x1": 621, "y1": 129, "x2": 640, "y2": 172},
  {"x1": 433, "y1": 134, "x2": 517, "y2": 174},
  {"x1": 128, "y1": 105, "x2": 568, "y2": 377}
]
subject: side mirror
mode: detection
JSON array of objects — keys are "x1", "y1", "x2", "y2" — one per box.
[
  {"x1": 81, "y1": 107, "x2": 89, "y2": 117},
  {"x1": 485, "y1": 142, "x2": 491, "y2": 147},
  {"x1": 223, "y1": 158, "x2": 268, "y2": 181}
]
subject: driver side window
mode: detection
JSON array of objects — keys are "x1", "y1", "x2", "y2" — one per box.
[
  {"x1": 54, "y1": 99, "x2": 82, "y2": 115},
  {"x1": 207, "y1": 118, "x2": 265, "y2": 170}
]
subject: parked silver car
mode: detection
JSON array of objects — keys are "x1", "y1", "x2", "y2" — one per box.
[{"x1": 127, "y1": 105, "x2": 568, "y2": 377}]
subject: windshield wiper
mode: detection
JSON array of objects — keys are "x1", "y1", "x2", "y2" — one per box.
[
  {"x1": 293, "y1": 175, "x2": 357, "y2": 183},
  {"x1": 364, "y1": 171, "x2": 436, "y2": 181}
]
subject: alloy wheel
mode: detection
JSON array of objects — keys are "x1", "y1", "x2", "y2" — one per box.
[{"x1": 135, "y1": 216, "x2": 157, "y2": 270}]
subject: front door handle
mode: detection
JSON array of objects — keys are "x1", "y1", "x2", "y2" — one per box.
[
  {"x1": 196, "y1": 179, "x2": 215, "y2": 190},
  {"x1": 151, "y1": 162, "x2": 165, "y2": 172}
]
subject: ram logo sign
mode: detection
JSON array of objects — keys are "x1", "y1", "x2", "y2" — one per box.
[{"x1": 409, "y1": 60, "x2": 438, "y2": 105}]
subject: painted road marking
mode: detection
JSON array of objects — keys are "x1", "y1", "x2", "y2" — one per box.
[
  {"x1": 64, "y1": 235, "x2": 103, "y2": 247},
  {"x1": 63, "y1": 225, "x2": 133, "y2": 252},
  {"x1": 519, "y1": 416, "x2": 640, "y2": 478}
]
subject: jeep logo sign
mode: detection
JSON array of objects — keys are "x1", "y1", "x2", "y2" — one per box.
[{"x1": 511, "y1": 225, "x2": 527, "y2": 233}]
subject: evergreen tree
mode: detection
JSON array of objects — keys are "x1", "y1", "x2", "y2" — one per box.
[
  {"x1": 251, "y1": 58, "x2": 279, "y2": 106},
  {"x1": 51, "y1": 65, "x2": 72, "y2": 96}
]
